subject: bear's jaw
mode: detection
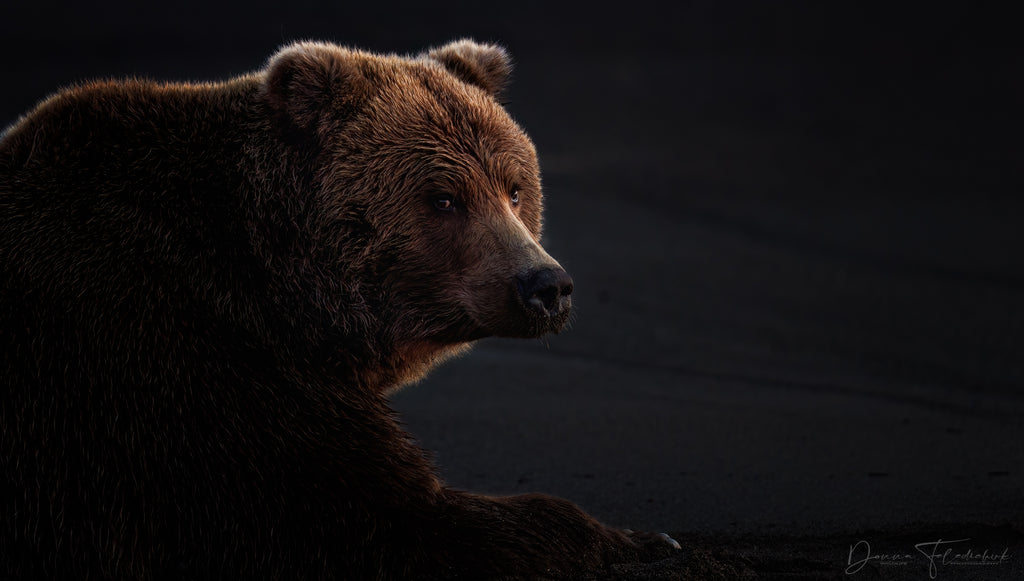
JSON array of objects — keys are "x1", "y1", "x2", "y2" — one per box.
[{"x1": 381, "y1": 340, "x2": 475, "y2": 392}]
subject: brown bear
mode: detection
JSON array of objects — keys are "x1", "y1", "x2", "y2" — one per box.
[{"x1": 0, "y1": 40, "x2": 678, "y2": 579}]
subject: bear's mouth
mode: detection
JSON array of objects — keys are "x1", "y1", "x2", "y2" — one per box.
[
  {"x1": 519, "y1": 301, "x2": 573, "y2": 337},
  {"x1": 451, "y1": 303, "x2": 572, "y2": 341}
]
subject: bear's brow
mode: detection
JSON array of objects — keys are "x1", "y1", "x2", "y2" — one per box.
[{"x1": 426, "y1": 112, "x2": 526, "y2": 188}]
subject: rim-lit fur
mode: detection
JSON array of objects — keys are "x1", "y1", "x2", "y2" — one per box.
[{"x1": 0, "y1": 41, "x2": 662, "y2": 580}]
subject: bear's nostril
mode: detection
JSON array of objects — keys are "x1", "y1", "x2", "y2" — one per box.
[{"x1": 518, "y1": 267, "x2": 574, "y2": 317}]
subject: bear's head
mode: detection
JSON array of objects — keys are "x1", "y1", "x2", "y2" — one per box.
[{"x1": 260, "y1": 40, "x2": 573, "y2": 353}]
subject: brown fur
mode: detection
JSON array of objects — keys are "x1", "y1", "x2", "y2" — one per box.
[{"x1": 0, "y1": 40, "x2": 669, "y2": 579}]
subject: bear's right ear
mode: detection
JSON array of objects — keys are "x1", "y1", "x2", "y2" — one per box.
[
  {"x1": 262, "y1": 42, "x2": 369, "y2": 138},
  {"x1": 425, "y1": 39, "x2": 512, "y2": 96}
]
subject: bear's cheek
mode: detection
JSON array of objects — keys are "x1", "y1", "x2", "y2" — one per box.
[
  {"x1": 389, "y1": 218, "x2": 492, "y2": 310},
  {"x1": 392, "y1": 216, "x2": 510, "y2": 331}
]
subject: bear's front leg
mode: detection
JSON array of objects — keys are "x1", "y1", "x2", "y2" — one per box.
[{"x1": 410, "y1": 489, "x2": 679, "y2": 579}]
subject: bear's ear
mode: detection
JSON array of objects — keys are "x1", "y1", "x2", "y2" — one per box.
[
  {"x1": 425, "y1": 39, "x2": 512, "y2": 96},
  {"x1": 262, "y1": 42, "x2": 370, "y2": 137}
]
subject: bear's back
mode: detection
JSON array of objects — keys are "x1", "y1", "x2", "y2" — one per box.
[{"x1": 1, "y1": 79, "x2": 263, "y2": 308}]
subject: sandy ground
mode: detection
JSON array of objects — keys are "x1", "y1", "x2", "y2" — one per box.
[{"x1": 606, "y1": 523, "x2": 1024, "y2": 580}]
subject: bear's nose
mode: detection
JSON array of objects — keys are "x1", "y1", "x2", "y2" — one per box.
[{"x1": 517, "y1": 267, "x2": 574, "y2": 318}]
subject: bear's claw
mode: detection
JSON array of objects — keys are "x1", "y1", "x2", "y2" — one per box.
[
  {"x1": 623, "y1": 529, "x2": 682, "y2": 551},
  {"x1": 658, "y1": 532, "x2": 682, "y2": 550}
]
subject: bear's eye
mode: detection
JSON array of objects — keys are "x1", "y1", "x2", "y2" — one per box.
[
  {"x1": 510, "y1": 189, "x2": 520, "y2": 207},
  {"x1": 433, "y1": 195, "x2": 455, "y2": 212}
]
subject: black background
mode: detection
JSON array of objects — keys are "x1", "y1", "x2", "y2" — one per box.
[{"x1": 3, "y1": 0, "x2": 1021, "y2": 552}]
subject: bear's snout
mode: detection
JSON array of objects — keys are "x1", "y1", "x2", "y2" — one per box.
[{"x1": 516, "y1": 266, "x2": 574, "y2": 325}]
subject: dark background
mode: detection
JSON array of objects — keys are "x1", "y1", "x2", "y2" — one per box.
[{"x1": 3, "y1": 0, "x2": 1021, "y2": 572}]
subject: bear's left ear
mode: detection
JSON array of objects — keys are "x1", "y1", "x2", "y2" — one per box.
[
  {"x1": 262, "y1": 42, "x2": 370, "y2": 138},
  {"x1": 425, "y1": 39, "x2": 512, "y2": 96}
]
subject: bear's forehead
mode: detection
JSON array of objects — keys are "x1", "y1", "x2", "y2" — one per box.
[
  {"x1": 363, "y1": 68, "x2": 536, "y2": 165},
  {"x1": 390, "y1": 79, "x2": 500, "y2": 129}
]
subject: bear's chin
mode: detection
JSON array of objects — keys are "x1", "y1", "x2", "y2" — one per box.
[
  {"x1": 432, "y1": 310, "x2": 570, "y2": 343},
  {"x1": 488, "y1": 309, "x2": 572, "y2": 339}
]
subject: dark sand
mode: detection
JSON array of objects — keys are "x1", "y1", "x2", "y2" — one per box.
[{"x1": 607, "y1": 523, "x2": 1024, "y2": 580}]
